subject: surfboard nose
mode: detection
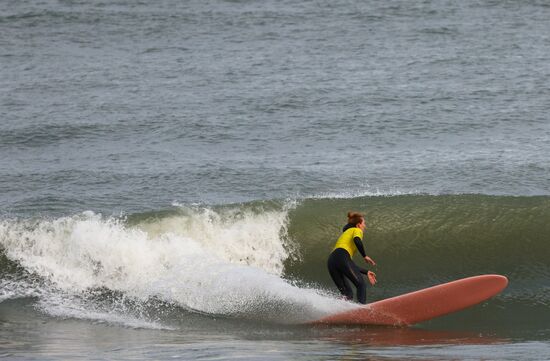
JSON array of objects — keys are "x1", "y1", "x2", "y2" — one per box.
[{"x1": 488, "y1": 274, "x2": 509, "y2": 292}]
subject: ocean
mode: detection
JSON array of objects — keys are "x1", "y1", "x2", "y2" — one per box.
[{"x1": 1, "y1": 0, "x2": 550, "y2": 360}]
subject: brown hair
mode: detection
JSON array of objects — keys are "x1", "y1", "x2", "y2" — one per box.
[{"x1": 347, "y1": 211, "x2": 364, "y2": 227}]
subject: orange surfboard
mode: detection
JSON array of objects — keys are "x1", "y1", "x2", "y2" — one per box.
[{"x1": 312, "y1": 274, "x2": 508, "y2": 326}]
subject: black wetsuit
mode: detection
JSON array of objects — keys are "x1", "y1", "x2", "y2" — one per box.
[
  {"x1": 342, "y1": 223, "x2": 354, "y2": 233},
  {"x1": 327, "y1": 224, "x2": 369, "y2": 304}
]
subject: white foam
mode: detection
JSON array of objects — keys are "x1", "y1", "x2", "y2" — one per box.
[
  {"x1": 34, "y1": 292, "x2": 170, "y2": 330},
  {"x1": 310, "y1": 187, "x2": 422, "y2": 199},
  {"x1": 0, "y1": 278, "x2": 43, "y2": 303},
  {"x1": 0, "y1": 207, "x2": 353, "y2": 326},
  {"x1": 140, "y1": 204, "x2": 295, "y2": 275}
]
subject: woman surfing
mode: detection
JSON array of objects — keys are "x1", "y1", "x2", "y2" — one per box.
[{"x1": 327, "y1": 212, "x2": 377, "y2": 304}]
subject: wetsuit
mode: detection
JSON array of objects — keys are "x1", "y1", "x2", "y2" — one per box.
[
  {"x1": 327, "y1": 226, "x2": 368, "y2": 304},
  {"x1": 342, "y1": 223, "x2": 354, "y2": 233}
]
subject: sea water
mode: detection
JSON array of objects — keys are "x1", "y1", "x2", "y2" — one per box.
[{"x1": 1, "y1": 0, "x2": 550, "y2": 360}]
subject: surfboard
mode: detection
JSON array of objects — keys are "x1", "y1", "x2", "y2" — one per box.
[{"x1": 312, "y1": 274, "x2": 508, "y2": 326}]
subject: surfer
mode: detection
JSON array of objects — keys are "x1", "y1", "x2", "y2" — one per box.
[{"x1": 327, "y1": 212, "x2": 377, "y2": 304}]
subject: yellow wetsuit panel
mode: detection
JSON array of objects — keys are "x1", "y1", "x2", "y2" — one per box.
[{"x1": 333, "y1": 227, "x2": 363, "y2": 257}]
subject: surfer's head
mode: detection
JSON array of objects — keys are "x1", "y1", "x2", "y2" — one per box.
[{"x1": 347, "y1": 211, "x2": 365, "y2": 230}]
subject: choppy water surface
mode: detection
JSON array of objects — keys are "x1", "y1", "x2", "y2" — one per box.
[{"x1": 1, "y1": 0, "x2": 550, "y2": 360}]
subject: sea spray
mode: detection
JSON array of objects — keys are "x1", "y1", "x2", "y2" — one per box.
[
  {"x1": 0, "y1": 207, "x2": 352, "y2": 327},
  {"x1": 136, "y1": 202, "x2": 298, "y2": 275}
]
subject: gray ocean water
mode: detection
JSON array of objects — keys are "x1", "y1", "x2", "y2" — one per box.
[{"x1": 2, "y1": 0, "x2": 550, "y2": 360}]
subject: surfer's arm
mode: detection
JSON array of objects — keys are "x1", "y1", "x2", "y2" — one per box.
[
  {"x1": 353, "y1": 237, "x2": 367, "y2": 257},
  {"x1": 358, "y1": 267, "x2": 377, "y2": 286},
  {"x1": 354, "y1": 237, "x2": 376, "y2": 266}
]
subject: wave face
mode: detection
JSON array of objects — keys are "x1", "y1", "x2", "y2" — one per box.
[
  {"x1": 1, "y1": 195, "x2": 549, "y2": 330},
  {"x1": 284, "y1": 194, "x2": 550, "y2": 331}
]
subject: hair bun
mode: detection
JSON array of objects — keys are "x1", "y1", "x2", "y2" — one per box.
[{"x1": 347, "y1": 211, "x2": 364, "y2": 223}]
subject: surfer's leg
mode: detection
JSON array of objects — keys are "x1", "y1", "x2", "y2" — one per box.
[
  {"x1": 327, "y1": 250, "x2": 354, "y2": 300},
  {"x1": 342, "y1": 261, "x2": 367, "y2": 304},
  {"x1": 328, "y1": 265, "x2": 353, "y2": 300},
  {"x1": 340, "y1": 278, "x2": 353, "y2": 300}
]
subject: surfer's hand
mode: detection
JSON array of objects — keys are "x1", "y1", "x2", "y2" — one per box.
[
  {"x1": 367, "y1": 271, "x2": 377, "y2": 286},
  {"x1": 364, "y1": 256, "x2": 376, "y2": 266}
]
